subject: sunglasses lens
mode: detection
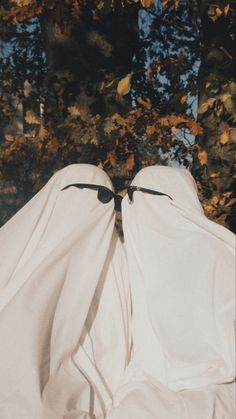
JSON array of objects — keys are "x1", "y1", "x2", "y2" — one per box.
[{"x1": 97, "y1": 188, "x2": 113, "y2": 204}]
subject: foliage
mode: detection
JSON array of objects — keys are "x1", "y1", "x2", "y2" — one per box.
[{"x1": 0, "y1": 0, "x2": 235, "y2": 229}]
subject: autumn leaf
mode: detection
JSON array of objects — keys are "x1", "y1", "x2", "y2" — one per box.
[
  {"x1": 25, "y1": 110, "x2": 41, "y2": 125},
  {"x1": 125, "y1": 154, "x2": 135, "y2": 171},
  {"x1": 146, "y1": 125, "x2": 156, "y2": 135},
  {"x1": 224, "y1": 4, "x2": 230, "y2": 15},
  {"x1": 198, "y1": 98, "x2": 216, "y2": 114},
  {"x1": 174, "y1": 0, "x2": 180, "y2": 11},
  {"x1": 180, "y1": 94, "x2": 188, "y2": 104},
  {"x1": 203, "y1": 204, "x2": 215, "y2": 216},
  {"x1": 107, "y1": 151, "x2": 116, "y2": 167},
  {"x1": 211, "y1": 195, "x2": 220, "y2": 205},
  {"x1": 38, "y1": 126, "x2": 48, "y2": 140},
  {"x1": 67, "y1": 105, "x2": 81, "y2": 117},
  {"x1": 208, "y1": 5, "x2": 222, "y2": 21},
  {"x1": 105, "y1": 79, "x2": 115, "y2": 89},
  {"x1": 220, "y1": 131, "x2": 229, "y2": 145},
  {"x1": 210, "y1": 172, "x2": 220, "y2": 178},
  {"x1": 47, "y1": 138, "x2": 60, "y2": 152},
  {"x1": 11, "y1": 0, "x2": 33, "y2": 6},
  {"x1": 140, "y1": 0, "x2": 155, "y2": 7},
  {"x1": 15, "y1": 134, "x2": 25, "y2": 144},
  {"x1": 198, "y1": 150, "x2": 208, "y2": 165},
  {"x1": 215, "y1": 7, "x2": 223, "y2": 18},
  {"x1": 117, "y1": 74, "x2": 131, "y2": 96},
  {"x1": 136, "y1": 97, "x2": 152, "y2": 110}
]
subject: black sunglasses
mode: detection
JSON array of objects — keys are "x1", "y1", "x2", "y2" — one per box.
[
  {"x1": 127, "y1": 186, "x2": 173, "y2": 202},
  {"x1": 61, "y1": 183, "x2": 172, "y2": 211},
  {"x1": 61, "y1": 183, "x2": 122, "y2": 211}
]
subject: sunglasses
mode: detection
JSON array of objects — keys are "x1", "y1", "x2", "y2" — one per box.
[
  {"x1": 61, "y1": 183, "x2": 122, "y2": 211},
  {"x1": 61, "y1": 183, "x2": 172, "y2": 211}
]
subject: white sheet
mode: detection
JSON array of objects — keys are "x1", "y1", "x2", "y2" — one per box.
[
  {"x1": 0, "y1": 164, "x2": 235, "y2": 418},
  {"x1": 111, "y1": 165, "x2": 235, "y2": 418},
  {"x1": 0, "y1": 164, "x2": 130, "y2": 418}
]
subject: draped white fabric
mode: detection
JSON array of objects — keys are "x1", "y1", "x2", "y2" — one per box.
[{"x1": 0, "y1": 164, "x2": 235, "y2": 418}]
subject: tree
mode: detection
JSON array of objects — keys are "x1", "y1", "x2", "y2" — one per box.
[
  {"x1": 193, "y1": 0, "x2": 236, "y2": 230},
  {"x1": 0, "y1": 0, "x2": 235, "y2": 230}
]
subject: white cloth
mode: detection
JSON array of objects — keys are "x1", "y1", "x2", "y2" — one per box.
[
  {"x1": 0, "y1": 164, "x2": 235, "y2": 418},
  {"x1": 0, "y1": 164, "x2": 131, "y2": 419},
  {"x1": 109, "y1": 165, "x2": 235, "y2": 418}
]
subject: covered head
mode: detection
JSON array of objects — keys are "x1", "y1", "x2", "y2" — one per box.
[{"x1": 122, "y1": 165, "x2": 235, "y2": 391}]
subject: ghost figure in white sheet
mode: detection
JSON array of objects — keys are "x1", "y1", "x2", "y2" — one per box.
[{"x1": 107, "y1": 165, "x2": 235, "y2": 419}]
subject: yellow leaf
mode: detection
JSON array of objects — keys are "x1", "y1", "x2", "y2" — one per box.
[
  {"x1": 224, "y1": 4, "x2": 230, "y2": 16},
  {"x1": 211, "y1": 195, "x2": 220, "y2": 205},
  {"x1": 25, "y1": 110, "x2": 41, "y2": 125},
  {"x1": 39, "y1": 126, "x2": 48, "y2": 140},
  {"x1": 198, "y1": 150, "x2": 208, "y2": 165},
  {"x1": 136, "y1": 96, "x2": 152, "y2": 110},
  {"x1": 12, "y1": 0, "x2": 33, "y2": 6},
  {"x1": 203, "y1": 204, "x2": 215, "y2": 215},
  {"x1": 67, "y1": 105, "x2": 81, "y2": 117},
  {"x1": 221, "y1": 93, "x2": 231, "y2": 102},
  {"x1": 220, "y1": 131, "x2": 229, "y2": 144},
  {"x1": 198, "y1": 98, "x2": 216, "y2": 114},
  {"x1": 117, "y1": 74, "x2": 131, "y2": 96},
  {"x1": 171, "y1": 126, "x2": 180, "y2": 133},
  {"x1": 209, "y1": 172, "x2": 220, "y2": 178},
  {"x1": 105, "y1": 79, "x2": 115, "y2": 89},
  {"x1": 215, "y1": 7, "x2": 223, "y2": 17},
  {"x1": 174, "y1": 0, "x2": 179, "y2": 10}
]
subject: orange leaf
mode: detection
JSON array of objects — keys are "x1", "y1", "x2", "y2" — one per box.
[
  {"x1": 180, "y1": 94, "x2": 188, "y2": 104},
  {"x1": 215, "y1": 7, "x2": 223, "y2": 17},
  {"x1": 107, "y1": 151, "x2": 116, "y2": 168},
  {"x1": 198, "y1": 150, "x2": 208, "y2": 165},
  {"x1": 117, "y1": 74, "x2": 131, "y2": 96},
  {"x1": 224, "y1": 4, "x2": 230, "y2": 15},
  {"x1": 125, "y1": 154, "x2": 135, "y2": 171},
  {"x1": 146, "y1": 125, "x2": 156, "y2": 135},
  {"x1": 220, "y1": 131, "x2": 229, "y2": 145},
  {"x1": 174, "y1": 0, "x2": 179, "y2": 10},
  {"x1": 136, "y1": 97, "x2": 152, "y2": 110},
  {"x1": 140, "y1": 0, "x2": 155, "y2": 7},
  {"x1": 48, "y1": 138, "x2": 60, "y2": 152}
]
